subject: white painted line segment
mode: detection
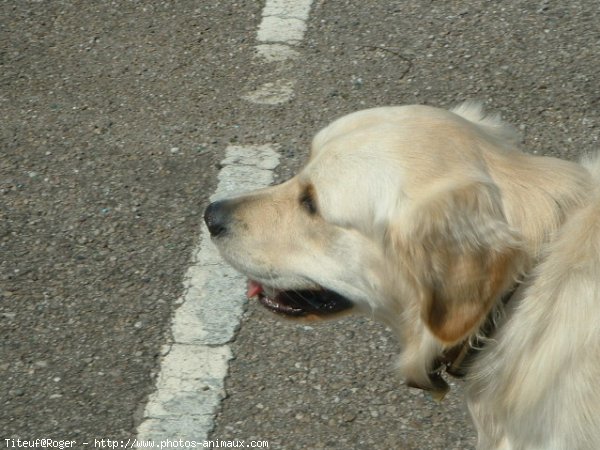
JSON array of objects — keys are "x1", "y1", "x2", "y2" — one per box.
[
  {"x1": 247, "y1": 0, "x2": 314, "y2": 104},
  {"x1": 136, "y1": 145, "x2": 280, "y2": 444},
  {"x1": 257, "y1": 0, "x2": 313, "y2": 45},
  {"x1": 255, "y1": 0, "x2": 314, "y2": 63},
  {"x1": 262, "y1": 0, "x2": 313, "y2": 21},
  {"x1": 255, "y1": 43, "x2": 299, "y2": 63},
  {"x1": 257, "y1": 16, "x2": 307, "y2": 45},
  {"x1": 241, "y1": 79, "x2": 296, "y2": 106}
]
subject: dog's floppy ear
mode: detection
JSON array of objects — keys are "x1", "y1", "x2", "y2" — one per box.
[{"x1": 394, "y1": 178, "x2": 525, "y2": 344}]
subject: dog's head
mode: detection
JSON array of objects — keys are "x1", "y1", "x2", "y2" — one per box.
[{"x1": 205, "y1": 105, "x2": 527, "y2": 394}]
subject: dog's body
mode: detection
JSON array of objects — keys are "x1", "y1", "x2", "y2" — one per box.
[
  {"x1": 467, "y1": 162, "x2": 600, "y2": 450},
  {"x1": 205, "y1": 103, "x2": 600, "y2": 449}
]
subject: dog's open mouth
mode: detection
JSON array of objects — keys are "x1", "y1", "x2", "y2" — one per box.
[{"x1": 247, "y1": 280, "x2": 354, "y2": 317}]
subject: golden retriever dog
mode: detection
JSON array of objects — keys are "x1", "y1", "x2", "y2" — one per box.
[{"x1": 204, "y1": 102, "x2": 600, "y2": 449}]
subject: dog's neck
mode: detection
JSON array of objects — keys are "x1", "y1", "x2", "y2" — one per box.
[
  {"x1": 432, "y1": 283, "x2": 520, "y2": 385},
  {"x1": 419, "y1": 156, "x2": 593, "y2": 402},
  {"x1": 429, "y1": 154, "x2": 591, "y2": 390}
]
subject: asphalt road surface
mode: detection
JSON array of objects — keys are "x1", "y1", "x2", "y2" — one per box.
[{"x1": 1, "y1": 1, "x2": 599, "y2": 449}]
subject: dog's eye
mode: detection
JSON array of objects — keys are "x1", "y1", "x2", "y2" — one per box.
[{"x1": 300, "y1": 186, "x2": 318, "y2": 215}]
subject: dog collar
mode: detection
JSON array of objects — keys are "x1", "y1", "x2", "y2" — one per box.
[{"x1": 429, "y1": 284, "x2": 520, "y2": 393}]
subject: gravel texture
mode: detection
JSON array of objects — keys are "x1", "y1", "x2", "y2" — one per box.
[
  {"x1": 0, "y1": 0, "x2": 259, "y2": 439},
  {"x1": 1, "y1": 0, "x2": 599, "y2": 448}
]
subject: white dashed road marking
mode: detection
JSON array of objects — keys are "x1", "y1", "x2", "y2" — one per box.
[
  {"x1": 137, "y1": 0, "x2": 314, "y2": 443},
  {"x1": 241, "y1": 79, "x2": 296, "y2": 105},
  {"x1": 256, "y1": 0, "x2": 314, "y2": 62},
  {"x1": 136, "y1": 145, "x2": 280, "y2": 443},
  {"x1": 244, "y1": 0, "x2": 314, "y2": 104}
]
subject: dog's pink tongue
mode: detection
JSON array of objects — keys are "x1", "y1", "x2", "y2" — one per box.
[{"x1": 246, "y1": 280, "x2": 264, "y2": 298}]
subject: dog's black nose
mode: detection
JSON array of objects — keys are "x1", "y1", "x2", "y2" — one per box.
[
  {"x1": 204, "y1": 200, "x2": 230, "y2": 237},
  {"x1": 204, "y1": 201, "x2": 229, "y2": 237}
]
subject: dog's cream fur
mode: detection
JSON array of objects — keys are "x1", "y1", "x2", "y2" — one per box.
[{"x1": 209, "y1": 103, "x2": 600, "y2": 449}]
